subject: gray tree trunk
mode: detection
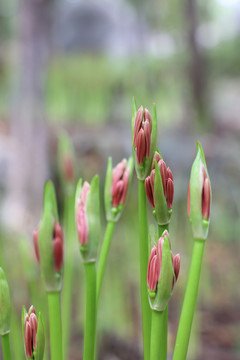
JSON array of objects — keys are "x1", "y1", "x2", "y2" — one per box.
[
  {"x1": 6, "y1": 0, "x2": 55, "y2": 230},
  {"x1": 186, "y1": 0, "x2": 209, "y2": 130}
]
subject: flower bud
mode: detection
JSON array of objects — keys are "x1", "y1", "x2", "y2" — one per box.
[
  {"x1": 33, "y1": 222, "x2": 64, "y2": 273},
  {"x1": 0, "y1": 268, "x2": 11, "y2": 335},
  {"x1": 22, "y1": 306, "x2": 45, "y2": 360},
  {"x1": 131, "y1": 98, "x2": 157, "y2": 180},
  {"x1": 36, "y1": 181, "x2": 64, "y2": 292},
  {"x1": 188, "y1": 142, "x2": 212, "y2": 240},
  {"x1": 147, "y1": 228, "x2": 180, "y2": 311},
  {"x1": 145, "y1": 151, "x2": 174, "y2": 225},
  {"x1": 104, "y1": 157, "x2": 134, "y2": 222},
  {"x1": 75, "y1": 175, "x2": 101, "y2": 263},
  {"x1": 57, "y1": 132, "x2": 75, "y2": 186}
]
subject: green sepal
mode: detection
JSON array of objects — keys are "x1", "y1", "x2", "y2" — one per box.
[
  {"x1": 131, "y1": 100, "x2": 157, "y2": 180},
  {"x1": 43, "y1": 181, "x2": 59, "y2": 223},
  {"x1": 0, "y1": 268, "x2": 11, "y2": 335},
  {"x1": 75, "y1": 176, "x2": 101, "y2": 263},
  {"x1": 21, "y1": 306, "x2": 27, "y2": 349},
  {"x1": 35, "y1": 313, "x2": 45, "y2": 360},
  {"x1": 148, "y1": 230, "x2": 174, "y2": 312},
  {"x1": 38, "y1": 181, "x2": 62, "y2": 292},
  {"x1": 105, "y1": 157, "x2": 134, "y2": 222},
  {"x1": 189, "y1": 142, "x2": 211, "y2": 240},
  {"x1": 154, "y1": 160, "x2": 170, "y2": 225}
]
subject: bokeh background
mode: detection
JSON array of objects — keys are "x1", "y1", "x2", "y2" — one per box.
[{"x1": 0, "y1": 0, "x2": 240, "y2": 359}]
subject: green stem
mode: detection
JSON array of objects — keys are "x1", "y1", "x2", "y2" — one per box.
[
  {"x1": 96, "y1": 220, "x2": 116, "y2": 303},
  {"x1": 157, "y1": 224, "x2": 169, "y2": 360},
  {"x1": 62, "y1": 191, "x2": 76, "y2": 359},
  {"x1": 1, "y1": 333, "x2": 11, "y2": 360},
  {"x1": 138, "y1": 179, "x2": 151, "y2": 360},
  {"x1": 47, "y1": 292, "x2": 63, "y2": 360},
  {"x1": 83, "y1": 262, "x2": 97, "y2": 360},
  {"x1": 172, "y1": 238, "x2": 205, "y2": 360},
  {"x1": 150, "y1": 310, "x2": 167, "y2": 360}
]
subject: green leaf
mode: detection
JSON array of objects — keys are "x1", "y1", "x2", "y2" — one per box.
[{"x1": 0, "y1": 268, "x2": 11, "y2": 335}]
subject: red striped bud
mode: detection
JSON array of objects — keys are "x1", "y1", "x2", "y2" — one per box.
[
  {"x1": 145, "y1": 155, "x2": 174, "y2": 211},
  {"x1": 133, "y1": 106, "x2": 152, "y2": 165},
  {"x1": 24, "y1": 307, "x2": 38, "y2": 358},
  {"x1": 111, "y1": 159, "x2": 130, "y2": 207},
  {"x1": 76, "y1": 182, "x2": 90, "y2": 246},
  {"x1": 33, "y1": 222, "x2": 64, "y2": 273},
  {"x1": 147, "y1": 231, "x2": 180, "y2": 309}
]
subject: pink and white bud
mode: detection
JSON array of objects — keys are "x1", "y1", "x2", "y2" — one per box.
[
  {"x1": 145, "y1": 177, "x2": 154, "y2": 208},
  {"x1": 111, "y1": 159, "x2": 130, "y2": 208},
  {"x1": 76, "y1": 182, "x2": 90, "y2": 246},
  {"x1": 173, "y1": 254, "x2": 180, "y2": 281},
  {"x1": 147, "y1": 233, "x2": 179, "y2": 296},
  {"x1": 145, "y1": 158, "x2": 174, "y2": 210},
  {"x1": 147, "y1": 246, "x2": 160, "y2": 291},
  {"x1": 24, "y1": 307, "x2": 38, "y2": 358},
  {"x1": 133, "y1": 106, "x2": 152, "y2": 165},
  {"x1": 167, "y1": 178, "x2": 174, "y2": 209}
]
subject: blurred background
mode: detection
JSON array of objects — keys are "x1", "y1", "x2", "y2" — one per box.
[{"x1": 0, "y1": 0, "x2": 240, "y2": 359}]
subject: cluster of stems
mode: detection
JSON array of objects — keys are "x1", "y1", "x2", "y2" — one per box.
[{"x1": 0, "y1": 115, "x2": 211, "y2": 360}]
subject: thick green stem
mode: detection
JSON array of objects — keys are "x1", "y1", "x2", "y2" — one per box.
[
  {"x1": 150, "y1": 310, "x2": 167, "y2": 360},
  {"x1": 138, "y1": 179, "x2": 151, "y2": 360},
  {"x1": 157, "y1": 224, "x2": 169, "y2": 360},
  {"x1": 62, "y1": 191, "x2": 76, "y2": 359},
  {"x1": 83, "y1": 262, "x2": 97, "y2": 360},
  {"x1": 172, "y1": 238, "x2": 205, "y2": 360},
  {"x1": 47, "y1": 292, "x2": 63, "y2": 360},
  {"x1": 96, "y1": 220, "x2": 116, "y2": 303},
  {"x1": 1, "y1": 333, "x2": 11, "y2": 360}
]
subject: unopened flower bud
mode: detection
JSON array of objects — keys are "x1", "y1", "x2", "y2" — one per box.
[
  {"x1": 75, "y1": 175, "x2": 101, "y2": 263},
  {"x1": 33, "y1": 221, "x2": 64, "y2": 273},
  {"x1": 147, "y1": 228, "x2": 180, "y2": 311},
  {"x1": 131, "y1": 99, "x2": 157, "y2": 180},
  {"x1": 22, "y1": 306, "x2": 45, "y2": 360},
  {"x1": 76, "y1": 181, "x2": 90, "y2": 246},
  {"x1": 188, "y1": 142, "x2": 212, "y2": 240},
  {"x1": 105, "y1": 157, "x2": 133, "y2": 222},
  {"x1": 145, "y1": 152, "x2": 174, "y2": 225},
  {"x1": 36, "y1": 181, "x2": 64, "y2": 292},
  {"x1": 58, "y1": 132, "x2": 76, "y2": 186},
  {"x1": 0, "y1": 268, "x2": 11, "y2": 335}
]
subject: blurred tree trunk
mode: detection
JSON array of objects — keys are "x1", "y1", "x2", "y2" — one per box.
[
  {"x1": 7, "y1": 0, "x2": 55, "y2": 228},
  {"x1": 186, "y1": 0, "x2": 210, "y2": 130}
]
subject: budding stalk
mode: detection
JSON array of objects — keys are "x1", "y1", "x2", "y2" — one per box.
[
  {"x1": 131, "y1": 99, "x2": 157, "y2": 180},
  {"x1": 75, "y1": 175, "x2": 101, "y2": 263},
  {"x1": 145, "y1": 151, "x2": 174, "y2": 225},
  {"x1": 147, "y1": 228, "x2": 180, "y2": 311},
  {"x1": 104, "y1": 157, "x2": 133, "y2": 222},
  {"x1": 34, "y1": 181, "x2": 64, "y2": 292},
  {"x1": 22, "y1": 306, "x2": 45, "y2": 360},
  {"x1": 188, "y1": 142, "x2": 212, "y2": 240}
]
